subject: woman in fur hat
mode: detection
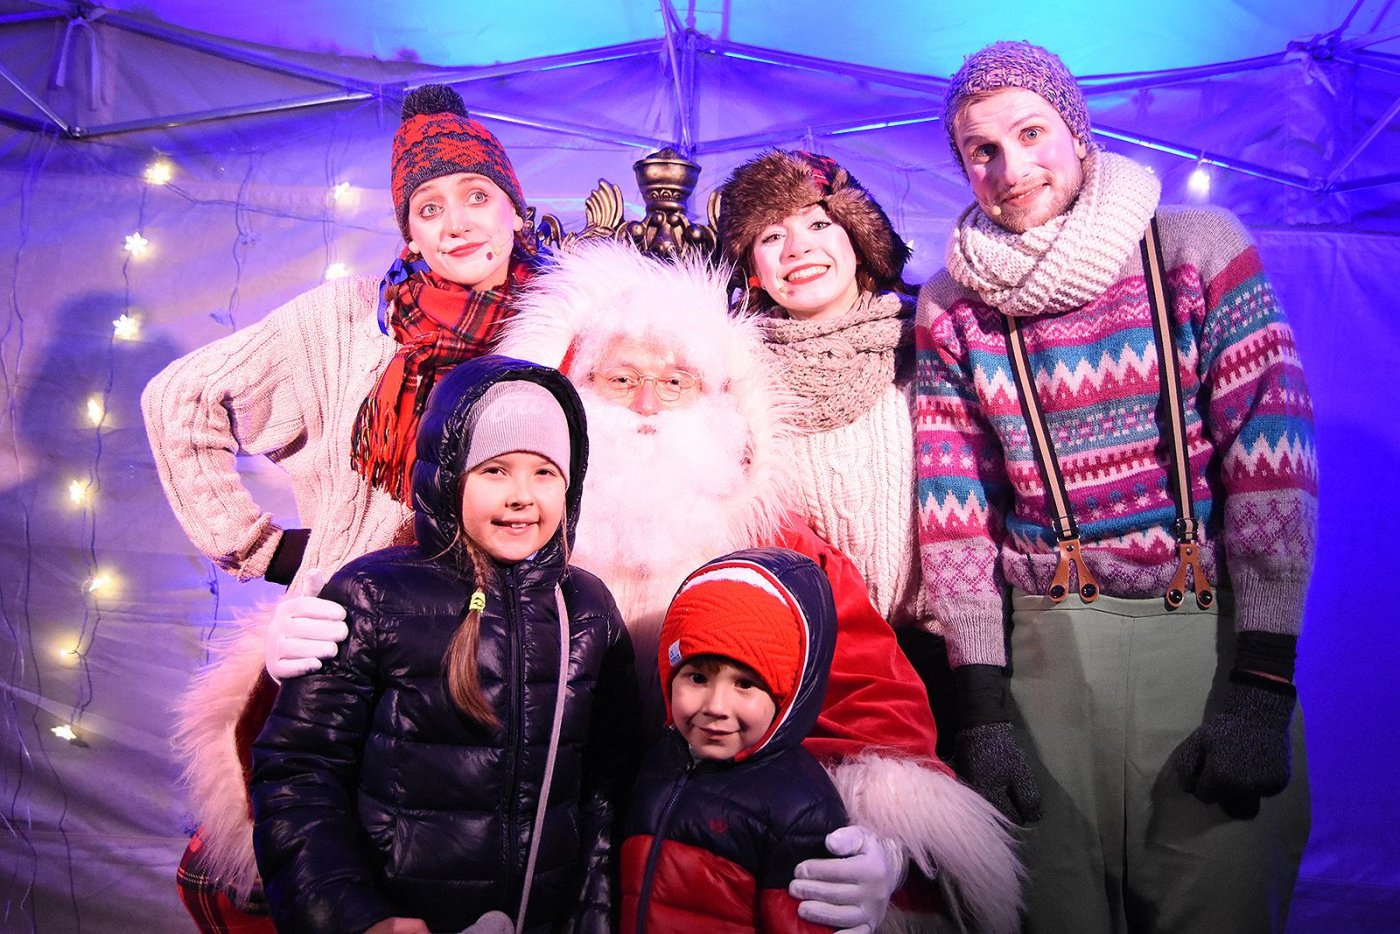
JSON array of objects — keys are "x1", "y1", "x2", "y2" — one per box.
[
  {"x1": 142, "y1": 84, "x2": 540, "y2": 932},
  {"x1": 718, "y1": 150, "x2": 930, "y2": 637}
]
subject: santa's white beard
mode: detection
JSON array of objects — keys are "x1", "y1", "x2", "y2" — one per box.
[{"x1": 573, "y1": 390, "x2": 757, "y2": 732}]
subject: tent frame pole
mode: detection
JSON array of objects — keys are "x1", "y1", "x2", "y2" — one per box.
[
  {"x1": 0, "y1": 60, "x2": 74, "y2": 135},
  {"x1": 1093, "y1": 124, "x2": 1319, "y2": 190},
  {"x1": 1323, "y1": 91, "x2": 1400, "y2": 190}
]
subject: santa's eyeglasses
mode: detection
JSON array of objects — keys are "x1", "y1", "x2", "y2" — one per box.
[{"x1": 591, "y1": 367, "x2": 699, "y2": 403}]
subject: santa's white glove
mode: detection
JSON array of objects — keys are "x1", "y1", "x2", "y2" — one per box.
[
  {"x1": 789, "y1": 825, "x2": 905, "y2": 934},
  {"x1": 264, "y1": 570, "x2": 347, "y2": 682}
]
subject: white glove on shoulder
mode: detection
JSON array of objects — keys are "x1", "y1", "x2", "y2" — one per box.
[
  {"x1": 264, "y1": 570, "x2": 348, "y2": 682},
  {"x1": 789, "y1": 824, "x2": 906, "y2": 934}
]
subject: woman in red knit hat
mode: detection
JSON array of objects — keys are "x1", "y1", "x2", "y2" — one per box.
[{"x1": 143, "y1": 84, "x2": 540, "y2": 932}]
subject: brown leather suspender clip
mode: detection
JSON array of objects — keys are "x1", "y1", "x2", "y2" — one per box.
[
  {"x1": 1049, "y1": 536, "x2": 1100, "y2": 603},
  {"x1": 1165, "y1": 518, "x2": 1215, "y2": 610},
  {"x1": 1166, "y1": 542, "x2": 1214, "y2": 609}
]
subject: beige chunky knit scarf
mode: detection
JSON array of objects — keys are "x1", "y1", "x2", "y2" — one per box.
[
  {"x1": 945, "y1": 150, "x2": 1161, "y2": 317},
  {"x1": 758, "y1": 291, "x2": 911, "y2": 432}
]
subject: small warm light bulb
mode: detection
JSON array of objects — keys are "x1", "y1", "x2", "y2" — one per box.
[
  {"x1": 113, "y1": 314, "x2": 140, "y2": 340},
  {"x1": 1188, "y1": 163, "x2": 1211, "y2": 199},
  {"x1": 59, "y1": 645, "x2": 82, "y2": 662},
  {"x1": 144, "y1": 159, "x2": 173, "y2": 185},
  {"x1": 51, "y1": 724, "x2": 78, "y2": 742},
  {"x1": 68, "y1": 479, "x2": 90, "y2": 504},
  {"x1": 328, "y1": 181, "x2": 361, "y2": 210},
  {"x1": 86, "y1": 396, "x2": 105, "y2": 426},
  {"x1": 324, "y1": 262, "x2": 350, "y2": 281},
  {"x1": 86, "y1": 573, "x2": 112, "y2": 594},
  {"x1": 123, "y1": 233, "x2": 150, "y2": 257}
]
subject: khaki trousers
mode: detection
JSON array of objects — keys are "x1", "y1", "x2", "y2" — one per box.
[{"x1": 1008, "y1": 590, "x2": 1310, "y2": 934}]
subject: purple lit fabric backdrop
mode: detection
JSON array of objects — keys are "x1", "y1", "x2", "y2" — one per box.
[{"x1": 1, "y1": 2, "x2": 1395, "y2": 929}]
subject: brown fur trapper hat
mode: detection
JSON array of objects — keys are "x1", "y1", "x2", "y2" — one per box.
[{"x1": 718, "y1": 150, "x2": 910, "y2": 296}]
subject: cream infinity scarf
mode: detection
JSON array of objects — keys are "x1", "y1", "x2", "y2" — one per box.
[
  {"x1": 758, "y1": 291, "x2": 911, "y2": 432},
  {"x1": 945, "y1": 150, "x2": 1161, "y2": 317}
]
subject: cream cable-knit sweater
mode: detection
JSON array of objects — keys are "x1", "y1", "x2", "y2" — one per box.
[
  {"x1": 787, "y1": 376, "x2": 928, "y2": 629},
  {"x1": 142, "y1": 276, "x2": 414, "y2": 591}
]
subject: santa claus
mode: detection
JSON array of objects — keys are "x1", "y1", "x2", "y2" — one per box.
[{"x1": 490, "y1": 240, "x2": 1022, "y2": 932}]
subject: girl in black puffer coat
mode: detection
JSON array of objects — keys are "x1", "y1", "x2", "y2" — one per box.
[{"x1": 252, "y1": 356, "x2": 640, "y2": 934}]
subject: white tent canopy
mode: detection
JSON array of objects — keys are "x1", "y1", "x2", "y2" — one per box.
[{"x1": 2, "y1": 2, "x2": 1397, "y2": 930}]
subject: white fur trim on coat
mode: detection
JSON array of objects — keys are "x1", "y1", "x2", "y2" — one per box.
[
  {"x1": 170, "y1": 608, "x2": 274, "y2": 901},
  {"x1": 498, "y1": 239, "x2": 802, "y2": 547},
  {"x1": 828, "y1": 754, "x2": 1024, "y2": 934}
]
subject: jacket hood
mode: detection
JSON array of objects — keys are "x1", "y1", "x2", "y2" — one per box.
[
  {"x1": 411, "y1": 355, "x2": 588, "y2": 565},
  {"x1": 661, "y1": 547, "x2": 837, "y2": 763}
]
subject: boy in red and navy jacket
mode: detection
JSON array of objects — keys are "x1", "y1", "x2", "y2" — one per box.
[{"x1": 620, "y1": 547, "x2": 849, "y2": 934}]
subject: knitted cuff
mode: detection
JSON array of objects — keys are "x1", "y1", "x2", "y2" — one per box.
[
  {"x1": 938, "y1": 601, "x2": 1008, "y2": 668},
  {"x1": 1229, "y1": 566, "x2": 1309, "y2": 637},
  {"x1": 264, "y1": 528, "x2": 310, "y2": 586},
  {"x1": 1233, "y1": 630, "x2": 1297, "y2": 682},
  {"x1": 954, "y1": 664, "x2": 1011, "y2": 728}
]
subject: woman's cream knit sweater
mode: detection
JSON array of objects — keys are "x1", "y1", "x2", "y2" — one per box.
[
  {"x1": 785, "y1": 377, "x2": 927, "y2": 628},
  {"x1": 142, "y1": 276, "x2": 415, "y2": 591}
]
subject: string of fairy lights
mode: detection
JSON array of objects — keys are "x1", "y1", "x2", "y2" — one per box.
[
  {"x1": 6, "y1": 103, "x2": 427, "y2": 843},
  {"x1": 43, "y1": 151, "x2": 374, "y2": 751},
  {"x1": 0, "y1": 129, "x2": 375, "y2": 924},
  {"x1": 45, "y1": 156, "x2": 366, "y2": 756},
  {"x1": 35, "y1": 132, "x2": 1225, "y2": 754}
]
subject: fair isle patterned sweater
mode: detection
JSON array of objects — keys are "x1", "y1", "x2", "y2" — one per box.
[{"x1": 915, "y1": 205, "x2": 1317, "y2": 668}]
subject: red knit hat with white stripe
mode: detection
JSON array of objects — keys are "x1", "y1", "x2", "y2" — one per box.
[{"x1": 658, "y1": 564, "x2": 805, "y2": 721}]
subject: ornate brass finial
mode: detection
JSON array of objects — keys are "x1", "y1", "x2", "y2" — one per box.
[{"x1": 533, "y1": 147, "x2": 721, "y2": 261}]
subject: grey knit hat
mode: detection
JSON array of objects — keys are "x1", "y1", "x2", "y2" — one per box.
[
  {"x1": 463, "y1": 381, "x2": 571, "y2": 486},
  {"x1": 943, "y1": 41, "x2": 1093, "y2": 171}
]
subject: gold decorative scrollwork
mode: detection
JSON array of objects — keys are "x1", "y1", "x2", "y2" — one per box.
[{"x1": 532, "y1": 147, "x2": 720, "y2": 261}]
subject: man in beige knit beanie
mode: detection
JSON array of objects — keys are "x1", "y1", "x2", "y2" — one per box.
[{"x1": 918, "y1": 39, "x2": 1316, "y2": 932}]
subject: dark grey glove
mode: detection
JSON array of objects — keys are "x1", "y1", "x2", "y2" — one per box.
[
  {"x1": 952, "y1": 664, "x2": 1043, "y2": 825},
  {"x1": 1175, "y1": 669, "x2": 1296, "y2": 819},
  {"x1": 954, "y1": 721, "x2": 1043, "y2": 824}
]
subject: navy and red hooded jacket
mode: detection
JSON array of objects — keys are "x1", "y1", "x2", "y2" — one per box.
[{"x1": 619, "y1": 547, "x2": 848, "y2": 934}]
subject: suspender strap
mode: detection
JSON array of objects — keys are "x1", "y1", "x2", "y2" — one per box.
[
  {"x1": 1003, "y1": 217, "x2": 1214, "y2": 609},
  {"x1": 1004, "y1": 316, "x2": 1100, "y2": 604},
  {"x1": 1140, "y1": 218, "x2": 1215, "y2": 610}
]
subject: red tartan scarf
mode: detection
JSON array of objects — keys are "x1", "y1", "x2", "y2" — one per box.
[{"x1": 351, "y1": 247, "x2": 536, "y2": 502}]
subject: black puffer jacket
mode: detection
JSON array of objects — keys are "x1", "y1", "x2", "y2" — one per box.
[{"x1": 252, "y1": 356, "x2": 640, "y2": 934}]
